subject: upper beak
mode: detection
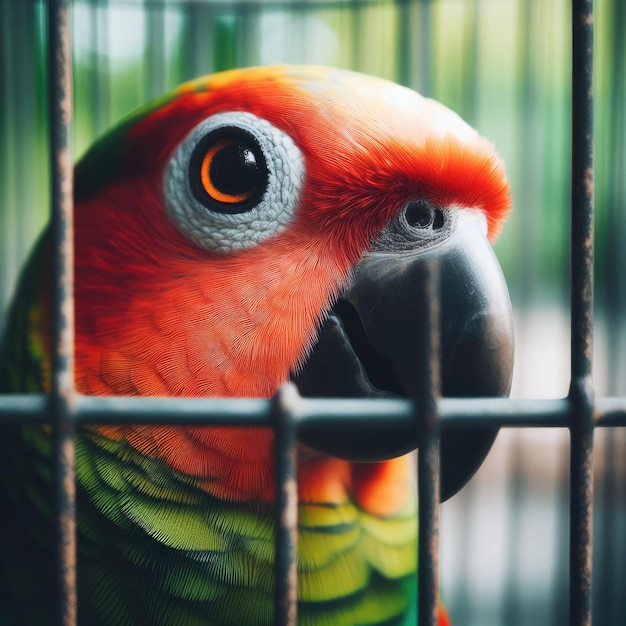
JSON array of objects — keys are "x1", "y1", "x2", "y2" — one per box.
[{"x1": 294, "y1": 219, "x2": 514, "y2": 501}]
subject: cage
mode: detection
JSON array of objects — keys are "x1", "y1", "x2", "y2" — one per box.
[{"x1": 0, "y1": 0, "x2": 625, "y2": 625}]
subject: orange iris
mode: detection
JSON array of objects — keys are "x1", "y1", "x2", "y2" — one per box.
[{"x1": 199, "y1": 139, "x2": 256, "y2": 205}]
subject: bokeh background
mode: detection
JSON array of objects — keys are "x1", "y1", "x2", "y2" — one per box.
[{"x1": 0, "y1": 1, "x2": 624, "y2": 624}]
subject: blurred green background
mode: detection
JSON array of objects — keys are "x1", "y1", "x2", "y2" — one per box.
[{"x1": 0, "y1": 1, "x2": 624, "y2": 625}]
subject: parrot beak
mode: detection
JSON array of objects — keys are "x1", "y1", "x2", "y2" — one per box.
[{"x1": 294, "y1": 218, "x2": 514, "y2": 501}]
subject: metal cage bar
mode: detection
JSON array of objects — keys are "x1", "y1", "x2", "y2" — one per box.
[
  {"x1": 48, "y1": 0, "x2": 77, "y2": 624},
  {"x1": 416, "y1": 259, "x2": 441, "y2": 626},
  {"x1": 2, "y1": 394, "x2": 625, "y2": 428},
  {"x1": 273, "y1": 385, "x2": 299, "y2": 626},
  {"x1": 0, "y1": 0, "x2": 625, "y2": 625},
  {"x1": 569, "y1": 1, "x2": 595, "y2": 625}
]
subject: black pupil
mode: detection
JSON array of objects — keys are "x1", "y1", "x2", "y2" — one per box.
[
  {"x1": 211, "y1": 142, "x2": 259, "y2": 196},
  {"x1": 405, "y1": 200, "x2": 444, "y2": 230}
]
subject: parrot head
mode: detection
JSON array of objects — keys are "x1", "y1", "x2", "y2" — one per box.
[{"x1": 71, "y1": 65, "x2": 513, "y2": 501}]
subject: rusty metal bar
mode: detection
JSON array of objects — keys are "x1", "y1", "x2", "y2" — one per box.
[
  {"x1": 416, "y1": 259, "x2": 441, "y2": 626},
  {"x1": 273, "y1": 384, "x2": 299, "y2": 626},
  {"x1": 570, "y1": 4, "x2": 595, "y2": 381},
  {"x1": 2, "y1": 394, "x2": 626, "y2": 427},
  {"x1": 569, "y1": 0, "x2": 595, "y2": 625},
  {"x1": 48, "y1": 0, "x2": 76, "y2": 625}
]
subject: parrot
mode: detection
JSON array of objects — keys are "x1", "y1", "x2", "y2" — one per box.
[{"x1": 0, "y1": 65, "x2": 513, "y2": 625}]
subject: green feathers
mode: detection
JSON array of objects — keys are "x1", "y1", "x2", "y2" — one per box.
[{"x1": 74, "y1": 429, "x2": 416, "y2": 625}]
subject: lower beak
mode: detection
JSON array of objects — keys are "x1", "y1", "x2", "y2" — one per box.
[{"x1": 294, "y1": 219, "x2": 514, "y2": 501}]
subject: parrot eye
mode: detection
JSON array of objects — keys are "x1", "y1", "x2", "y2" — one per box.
[
  {"x1": 164, "y1": 111, "x2": 304, "y2": 253},
  {"x1": 369, "y1": 199, "x2": 455, "y2": 254},
  {"x1": 404, "y1": 200, "x2": 445, "y2": 230},
  {"x1": 189, "y1": 128, "x2": 268, "y2": 214}
]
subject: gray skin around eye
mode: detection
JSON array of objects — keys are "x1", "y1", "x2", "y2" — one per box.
[
  {"x1": 164, "y1": 111, "x2": 305, "y2": 254},
  {"x1": 370, "y1": 202, "x2": 457, "y2": 255}
]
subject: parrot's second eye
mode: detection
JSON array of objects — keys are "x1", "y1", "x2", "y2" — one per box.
[
  {"x1": 404, "y1": 200, "x2": 445, "y2": 230},
  {"x1": 369, "y1": 199, "x2": 456, "y2": 254},
  {"x1": 164, "y1": 111, "x2": 304, "y2": 253},
  {"x1": 189, "y1": 129, "x2": 268, "y2": 213}
]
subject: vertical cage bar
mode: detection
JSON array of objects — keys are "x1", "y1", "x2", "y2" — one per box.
[
  {"x1": 48, "y1": 0, "x2": 76, "y2": 624},
  {"x1": 417, "y1": 259, "x2": 441, "y2": 626},
  {"x1": 569, "y1": 1, "x2": 594, "y2": 625},
  {"x1": 273, "y1": 384, "x2": 299, "y2": 626}
]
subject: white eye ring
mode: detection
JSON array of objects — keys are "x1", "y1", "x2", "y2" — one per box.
[{"x1": 163, "y1": 111, "x2": 305, "y2": 253}]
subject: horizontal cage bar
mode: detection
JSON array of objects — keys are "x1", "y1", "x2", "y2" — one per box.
[{"x1": 1, "y1": 393, "x2": 625, "y2": 427}]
